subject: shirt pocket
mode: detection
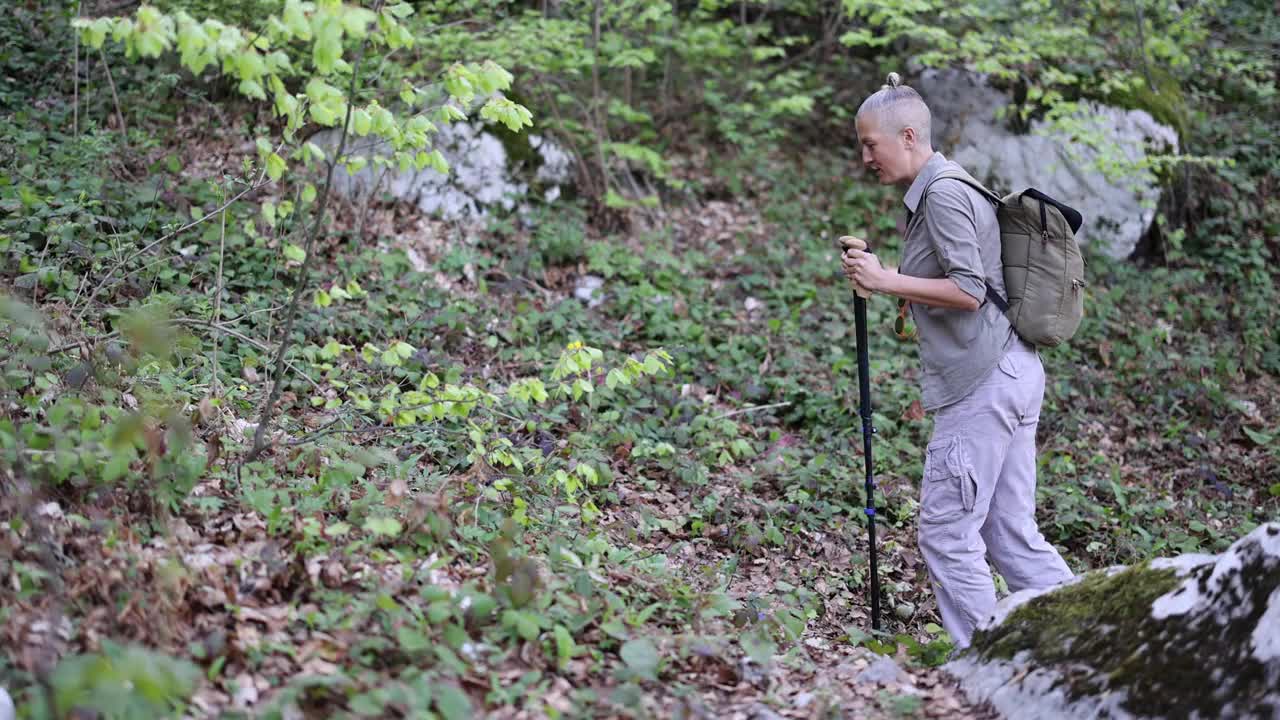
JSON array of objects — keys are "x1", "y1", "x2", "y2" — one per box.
[{"x1": 919, "y1": 436, "x2": 977, "y2": 524}]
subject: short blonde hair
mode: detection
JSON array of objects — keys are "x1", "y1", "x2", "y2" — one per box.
[{"x1": 856, "y1": 72, "x2": 932, "y2": 144}]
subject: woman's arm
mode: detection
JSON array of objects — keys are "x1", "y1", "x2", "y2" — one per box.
[{"x1": 842, "y1": 248, "x2": 981, "y2": 311}]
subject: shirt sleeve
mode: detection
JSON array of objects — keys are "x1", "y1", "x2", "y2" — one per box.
[{"x1": 922, "y1": 181, "x2": 987, "y2": 303}]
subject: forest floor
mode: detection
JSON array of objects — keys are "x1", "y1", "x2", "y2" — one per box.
[{"x1": 3, "y1": 84, "x2": 1278, "y2": 720}]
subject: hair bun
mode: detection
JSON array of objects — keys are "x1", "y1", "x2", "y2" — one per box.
[{"x1": 885, "y1": 72, "x2": 902, "y2": 89}]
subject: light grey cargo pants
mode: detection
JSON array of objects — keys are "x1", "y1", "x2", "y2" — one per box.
[{"x1": 917, "y1": 340, "x2": 1073, "y2": 648}]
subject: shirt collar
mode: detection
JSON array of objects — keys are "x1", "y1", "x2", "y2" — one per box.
[{"x1": 903, "y1": 152, "x2": 949, "y2": 215}]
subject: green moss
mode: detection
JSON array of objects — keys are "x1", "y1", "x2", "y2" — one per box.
[
  {"x1": 972, "y1": 562, "x2": 1181, "y2": 665},
  {"x1": 490, "y1": 119, "x2": 542, "y2": 176},
  {"x1": 969, "y1": 547, "x2": 1280, "y2": 718},
  {"x1": 1102, "y1": 68, "x2": 1190, "y2": 140}
]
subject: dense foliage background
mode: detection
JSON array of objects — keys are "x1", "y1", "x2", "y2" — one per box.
[{"x1": 2, "y1": 0, "x2": 1277, "y2": 717}]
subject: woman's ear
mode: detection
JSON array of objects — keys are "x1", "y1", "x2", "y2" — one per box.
[{"x1": 901, "y1": 126, "x2": 916, "y2": 149}]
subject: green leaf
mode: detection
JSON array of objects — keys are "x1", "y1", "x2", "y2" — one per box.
[
  {"x1": 103, "y1": 451, "x2": 133, "y2": 483},
  {"x1": 515, "y1": 613, "x2": 539, "y2": 641},
  {"x1": 238, "y1": 79, "x2": 266, "y2": 100},
  {"x1": 643, "y1": 354, "x2": 663, "y2": 374},
  {"x1": 396, "y1": 626, "x2": 430, "y2": 653},
  {"x1": 265, "y1": 152, "x2": 287, "y2": 181},
  {"x1": 301, "y1": 183, "x2": 318, "y2": 203},
  {"x1": 605, "y1": 368, "x2": 625, "y2": 390},
  {"x1": 620, "y1": 638, "x2": 660, "y2": 680},
  {"x1": 352, "y1": 108, "x2": 372, "y2": 136},
  {"x1": 341, "y1": 7, "x2": 377, "y2": 38},
  {"x1": 282, "y1": 0, "x2": 311, "y2": 40},
  {"x1": 314, "y1": 288, "x2": 331, "y2": 308},
  {"x1": 387, "y1": 2, "x2": 415, "y2": 19},
  {"x1": 363, "y1": 517, "x2": 402, "y2": 537},
  {"x1": 312, "y1": 16, "x2": 342, "y2": 74},
  {"x1": 261, "y1": 200, "x2": 277, "y2": 227},
  {"x1": 433, "y1": 684, "x2": 473, "y2": 720},
  {"x1": 392, "y1": 341, "x2": 414, "y2": 359},
  {"x1": 554, "y1": 625, "x2": 575, "y2": 667},
  {"x1": 1243, "y1": 426, "x2": 1273, "y2": 445},
  {"x1": 283, "y1": 243, "x2": 306, "y2": 263}
]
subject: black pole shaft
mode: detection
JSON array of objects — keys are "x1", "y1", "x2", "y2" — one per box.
[{"x1": 853, "y1": 295, "x2": 881, "y2": 631}]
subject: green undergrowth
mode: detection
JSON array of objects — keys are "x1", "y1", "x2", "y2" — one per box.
[{"x1": 1, "y1": 0, "x2": 1278, "y2": 716}]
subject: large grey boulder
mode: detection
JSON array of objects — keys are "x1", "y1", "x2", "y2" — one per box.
[
  {"x1": 916, "y1": 69, "x2": 1178, "y2": 259},
  {"x1": 317, "y1": 121, "x2": 572, "y2": 221},
  {"x1": 945, "y1": 522, "x2": 1280, "y2": 719}
]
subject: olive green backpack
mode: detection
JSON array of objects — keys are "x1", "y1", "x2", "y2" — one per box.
[{"x1": 923, "y1": 172, "x2": 1087, "y2": 348}]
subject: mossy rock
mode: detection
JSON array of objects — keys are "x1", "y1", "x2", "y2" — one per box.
[
  {"x1": 1102, "y1": 68, "x2": 1190, "y2": 141},
  {"x1": 946, "y1": 523, "x2": 1280, "y2": 719}
]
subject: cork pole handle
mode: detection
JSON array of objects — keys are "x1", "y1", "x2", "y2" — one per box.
[{"x1": 839, "y1": 235, "x2": 872, "y2": 299}]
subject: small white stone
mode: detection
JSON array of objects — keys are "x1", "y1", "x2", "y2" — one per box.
[
  {"x1": 574, "y1": 275, "x2": 605, "y2": 308},
  {"x1": 0, "y1": 687, "x2": 15, "y2": 720}
]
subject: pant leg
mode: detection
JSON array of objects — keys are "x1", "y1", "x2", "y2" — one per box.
[
  {"x1": 917, "y1": 363, "x2": 1022, "y2": 649},
  {"x1": 980, "y1": 349, "x2": 1073, "y2": 592}
]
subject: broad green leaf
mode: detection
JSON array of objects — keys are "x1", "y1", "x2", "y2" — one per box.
[
  {"x1": 396, "y1": 626, "x2": 430, "y2": 652},
  {"x1": 620, "y1": 638, "x2": 660, "y2": 680},
  {"x1": 282, "y1": 0, "x2": 311, "y2": 39},
  {"x1": 363, "y1": 516, "x2": 402, "y2": 537},
  {"x1": 341, "y1": 7, "x2": 377, "y2": 38},
  {"x1": 283, "y1": 243, "x2": 306, "y2": 263},
  {"x1": 352, "y1": 108, "x2": 372, "y2": 136},
  {"x1": 265, "y1": 152, "x2": 287, "y2": 181},
  {"x1": 386, "y1": 2, "x2": 415, "y2": 18},
  {"x1": 554, "y1": 625, "x2": 575, "y2": 666},
  {"x1": 433, "y1": 684, "x2": 473, "y2": 720},
  {"x1": 312, "y1": 16, "x2": 342, "y2": 74}
]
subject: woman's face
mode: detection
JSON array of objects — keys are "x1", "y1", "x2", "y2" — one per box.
[{"x1": 855, "y1": 114, "x2": 913, "y2": 186}]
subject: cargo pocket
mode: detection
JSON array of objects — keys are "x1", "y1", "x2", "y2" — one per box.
[{"x1": 919, "y1": 436, "x2": 977, "y2": 524}]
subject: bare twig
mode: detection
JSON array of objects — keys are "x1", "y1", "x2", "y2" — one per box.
[
  {"x1": 73, "y1": 1, "x2": 81, "y2": 135},
  {"x1": 712, "y1": 401, "x2": 792, "y2": 421},
  {"x1": 248, "y1": 8, "x2": 381, "y2": 461},
  {"x1": 212, "y1": 185, "x2": 228, "y2": 396},
  {"x1": 98, "y1": 47, "x2": 127, "y2": 139},
  {"x1": 282, "y1": 419, "x2": 465, "y2": 448},
  {"x1": 173, "y1": 318, "x2": 321, "y2": 392},
  {"x1": 72, "y1": 169, "x2": 270, "y2": 322}
]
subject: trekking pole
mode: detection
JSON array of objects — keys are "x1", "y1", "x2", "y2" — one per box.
[{"x1": 839, "y1": 235, "x2": 881, "y2": 632}]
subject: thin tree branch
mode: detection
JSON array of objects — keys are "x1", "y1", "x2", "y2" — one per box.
[
  {"x1": 212, "y1": 185, "x2": 228, "y2": 396},
  {"x1": 712, "y1": 401, "x2": 792, "y2": 420},
  {"x1": 248, "y1": 8, "x2": 381, "y2": 461},
  {"x1": 98, "y1": 47, "x2": 127, "y2": 139},
  {"x1": 173, "y1": 318, "x2": 322, "y2": 392},
  {"x1": 72, "y1": 169, "x2": 270, "y2": 322},
  {"x1": 73, "y1": 1, "x2": 81, "y2": 136}
]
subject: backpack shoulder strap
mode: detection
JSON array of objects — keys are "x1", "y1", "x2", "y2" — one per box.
[
  {"x1": 922, "y1": 170, "x2": 1003, "y2": 207},
  {"x1": 917, "y1": 169, "x2": 1010, "y2": 312}
]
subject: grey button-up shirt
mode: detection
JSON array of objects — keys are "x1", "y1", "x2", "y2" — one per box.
[{"x1": 900, "y1": 152, "x2": 1016, "y2": 411}]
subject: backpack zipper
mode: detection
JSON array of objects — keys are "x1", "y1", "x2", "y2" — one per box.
[{"x1": 1038, "y1": 198, "x2": 1049, "y2": 244}]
